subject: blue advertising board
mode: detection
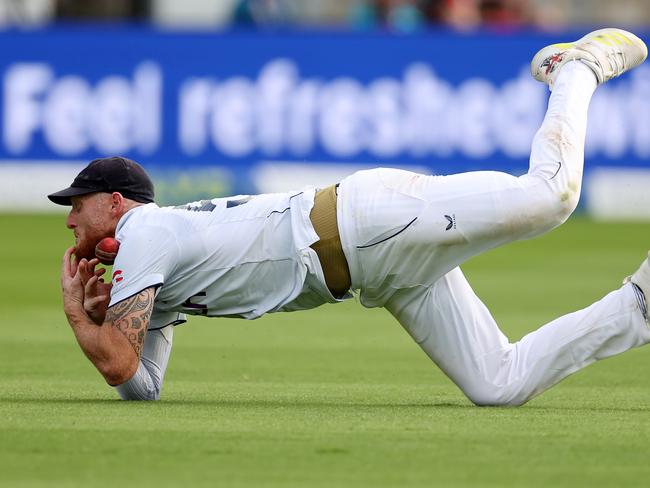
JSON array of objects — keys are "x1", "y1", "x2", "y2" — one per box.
[{"x1": 0, "y1": 26, "x2": 649, "y2": 199}]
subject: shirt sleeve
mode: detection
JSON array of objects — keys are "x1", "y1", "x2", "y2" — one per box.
[
  {"x1": 149, "y1": 308, "x2": 187, "y2": 330},
  {"x1": 109, "y1": 224, "x2": 180, "y2": 307},
  {"x1": 114, "y1": 325, "x2": 174, "y2": 401}
]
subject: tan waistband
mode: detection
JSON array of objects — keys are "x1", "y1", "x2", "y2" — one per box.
[{"x1": 309, "y1": 184, "x2": 351, "y2": 297}]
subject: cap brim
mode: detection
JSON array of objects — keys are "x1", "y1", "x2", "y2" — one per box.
[{"x1": 47, "y1": 186, "x2": 98, "y2": 206}]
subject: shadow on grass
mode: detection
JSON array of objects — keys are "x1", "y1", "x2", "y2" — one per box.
[
  {"x1": 0, "y1": 395, "x2": 466, "y2": 408},
  {"x1": 0, "y1": 397, "x2": 118, "y2": 405},
  {"x1": 2, "y1": 396, "x2": 650, "y2": 413}
]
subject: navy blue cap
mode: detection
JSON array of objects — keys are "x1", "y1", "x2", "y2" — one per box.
[{"x1": 48, "y1": 156, "x2": 154, "y2": 206}]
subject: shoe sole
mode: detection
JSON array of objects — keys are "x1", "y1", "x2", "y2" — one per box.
[{"x1": 531, "y1": 28, "x2": 648, "y2": 83}]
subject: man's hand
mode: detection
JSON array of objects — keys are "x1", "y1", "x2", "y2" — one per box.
[
  {"x1": 61, "y1": 247, "x2": 84, "y2": 317},
  {"x1": 78, "y1": 258, "x2": 112, "y2": 325},
  {"x1": 60, "y1": 247, "x2": 155, "y2": 386}
]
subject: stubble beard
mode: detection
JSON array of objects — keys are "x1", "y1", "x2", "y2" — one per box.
[
  {"x1": 74, "y1": 227, "x2": 106, "y2": 261},
  {"x1": 74, "y1": 237, "x2": 98, "y2": 261}
]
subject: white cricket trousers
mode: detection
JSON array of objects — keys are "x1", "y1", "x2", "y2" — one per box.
[{"x1": 337, "y1": 62, "x2": 650, "y2": 406}]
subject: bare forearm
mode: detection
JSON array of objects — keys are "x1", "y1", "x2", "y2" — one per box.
[
  {"x1": 60, "y1": 250, "x2": 146, "y2": 386},
  {"x1": 64, "y1": 305, "x2": 138, "y2": 385}
]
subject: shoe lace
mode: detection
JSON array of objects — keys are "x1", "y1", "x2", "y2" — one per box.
[
  {"x1": 609, "y1": 50, "x2": 626, "y2": 77},
  {"x1": 583, "y1": 40, "x2": 627, "y2": 78}
]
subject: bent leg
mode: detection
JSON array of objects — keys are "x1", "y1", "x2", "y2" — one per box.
[
  {"x1": 385, "y1": 267, "x2": 650, "y2": 406},
  {"x1": 339, "y1": 63, "x2": 599, "y2": 305},
  {"x1": 421, "y1": 61, "x2": 599, "y2": 252}
]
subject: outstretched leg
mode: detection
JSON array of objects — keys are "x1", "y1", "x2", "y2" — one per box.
[{"x1": 385, "y1": 266, "x2": 650, "y2": 406}]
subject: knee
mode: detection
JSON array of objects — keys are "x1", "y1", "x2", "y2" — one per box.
[
  {"x1": 462, "y1": 384, "x2": 529, "y2": 407},
  {"x1": 512, "y1": 175, "x2": 581, "y2": 237},
  {"x1": 546, "y1": 176, "x2": 581, "y2": 222},
  {"x1": 536, "y1": 187, "x2": 579, "y2": 231}
]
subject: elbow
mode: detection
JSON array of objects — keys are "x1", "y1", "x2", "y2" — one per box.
[
  {"x1": 99, "y1": 358, "x2": 139, "y2": 387},
  {"x1": 114, "y1": 361, "x2": 163, "y2": 401}
]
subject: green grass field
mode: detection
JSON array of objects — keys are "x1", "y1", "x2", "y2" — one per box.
[{"x1": 1, "y1": 213, "x2": 650, "y2": 487}]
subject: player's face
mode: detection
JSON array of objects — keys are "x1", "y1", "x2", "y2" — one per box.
[{"x1": 66, "y1": 193, "x2": 115, "y2": 260}]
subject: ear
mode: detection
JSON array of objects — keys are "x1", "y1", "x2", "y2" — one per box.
[{"x1": 109, "y1": 192, "x2": 125, "y2": 215}]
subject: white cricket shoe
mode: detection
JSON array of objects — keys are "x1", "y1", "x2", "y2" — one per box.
[
  {"x1": 624, "y1": 251, "x2": 650, "y2": 325},
  {"x1": 531, "y1": 28, "x2": 648, "y2": 88}
]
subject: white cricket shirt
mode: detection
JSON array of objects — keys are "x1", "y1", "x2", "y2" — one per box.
[{"x1": 108, "y1": 189, "x2": 346, "y2": 329}]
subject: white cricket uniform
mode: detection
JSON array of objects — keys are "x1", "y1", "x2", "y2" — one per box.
[
  {"x1": 109, "y1": 188, "x2": 346, "y2": 328},
  {"x1": 112, "y1": 189, "x2": 349, "y2": 401},
  {"x1": 117, "y1": 62, "x2": 650, "y2": 404}
]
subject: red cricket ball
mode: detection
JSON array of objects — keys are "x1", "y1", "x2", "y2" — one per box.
[{"x1": 95, "y1": 237, "x2": 120, "y2": 265}]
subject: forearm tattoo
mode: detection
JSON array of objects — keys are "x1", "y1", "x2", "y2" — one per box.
[{"x1": 105, "y1": 288, "x2": 155, "y2": 357}]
